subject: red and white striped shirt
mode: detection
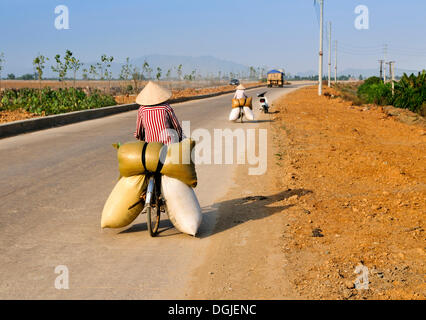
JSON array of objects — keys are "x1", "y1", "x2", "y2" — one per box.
[{"x1": 134, "y1": 103, "x2": 183, "y2": 145}]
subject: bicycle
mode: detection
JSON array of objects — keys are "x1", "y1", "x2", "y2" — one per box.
[
  {"x1": 238, "y1": 106, "x2": 244, "y2": 123},
  {"x1": 130, "y1": 172, "x2": 167, "y2": 237}
]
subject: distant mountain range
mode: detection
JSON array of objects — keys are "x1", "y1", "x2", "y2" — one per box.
[
  {"x1": 128, "y1": 54, "x2": 250, "y2": 77},
  {"x1": 9, "y1": 54, "x2": 253, "y2": 79}
]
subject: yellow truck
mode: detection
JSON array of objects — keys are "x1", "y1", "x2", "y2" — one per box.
[{"x1": 267, "y1": 69, "x2": 285, "y2": 87}]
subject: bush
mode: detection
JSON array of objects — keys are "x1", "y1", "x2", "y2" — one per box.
[
  {"x1": 357, "y1": 79, "x2": 392, "y2": 105},
  {"x1": 362, "y1": 76, "x2": 382, "y2": 86},
  {"x1": 0, "y1": 87, "x2": 116, "y2": 115},
  {"x1": 334, "y1": 72, "x2": 425, "y2": 115},
  {"x1": 392, "y1": 71, "x2": 426, "y2": 113}
]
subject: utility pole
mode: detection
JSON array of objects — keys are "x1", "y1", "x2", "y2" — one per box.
[
  {"x1": 328, "y1": 21, "x2": 331, "y2": 87},
  {"x1": 388, "y1": 62, "x2": 392, "y2": 80},
  {"x1": 318, "y1": 0, "x2": 324, "y2": 95},
  {"x1": 334, "y1": 40, "x2": 337, "y2": 84},
  {"x1": 387, "y1": 61, "x2": 395, "y2": 95},
  {"x1": 383, "y1": 44, "x2": 388, "y2": 82},
  {"x1": 378, "y1": 60, "x2": 384, "y2": 80}
]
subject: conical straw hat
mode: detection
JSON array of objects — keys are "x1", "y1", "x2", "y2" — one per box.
[
  {"x1": 236, "y1": 84, "x2": 246, "y2": 90},
  {"x1": 136, "y1": 81, "x2": 172, "y2": 105}
]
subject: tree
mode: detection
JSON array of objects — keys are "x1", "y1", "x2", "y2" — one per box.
[
  {"x1": 176, "y1": 64, "x2": 183, "y2": 80},
  {"x1": 249, "y1": 66, "x2": 257, "y2": 80},
  {"x1": 119, "y1": 57, "x2": 132, "y2": 92},
  {"x1": 142, "y1": 60, "x2": 150, "y2": 80},
  {"x1": 89, "y1": 64, "x2": 98, "y2": 80},
  {"x1": 82, "y1": 68, "x2": 88, "y2": 80},
  {"x1": 20, "y1": 73, "x2": 35, "y2": 80},
  {"x1": 51, "y1": 50, "x2": 72, "y2": 87},
  {"x1": 68, "y1": 55, "x2": 83, "y2": 87},
  {"x1": 156, "y1": 67, "x2": 162, "y2": 81},
  {"x1": 166, "y1": 68, "x2": 172, "y2": 80},
  {"x1": 0, "y1": 52, "x2": 4, "y2": 89},
  {"x1": 184, "y1": 69, "x2": 197, "y2": 81},
  {"x1": 7, "y1": 73, "x2": 15, "y2": 79},
  {"x1": 33, "y1": 54, "x2": 49, "y2": 97},
  {"x1": 119, "y1": 57, "x2": 131, "y2": 81},
  {"x1": 260, "y1": 67, "x2": 266, "y2": 79},
  {"x1": 97, "y1": 54, "x2": 114, "y2": 91},
  {"x1": 101, "y1": 54, "x2": 114, "y2": 91},
  {"x1": 131, "y1": 66, "x2": 140, "y2": 92}
]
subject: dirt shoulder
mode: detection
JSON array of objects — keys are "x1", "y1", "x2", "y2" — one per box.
[
  {"x1": 0, "y1": 109, "x2": 42, "y2": 123},
  {"x1": 188, "y1": 85, "x2": 425, "y2": 300}
]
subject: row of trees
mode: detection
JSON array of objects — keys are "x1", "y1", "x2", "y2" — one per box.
[
  {"x1": 117, "y1": 59, "x2": 194, "y2": 91},
  {"x1": 31, "y1": 50, "x2": 115, "y2": 90},
  {"x1": 0, "y1": 51, "x2": 266, "y2": 87}
]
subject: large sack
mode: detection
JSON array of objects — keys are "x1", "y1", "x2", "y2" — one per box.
[
  {"x1": 232, "y1": 99, "x2": 240, "y2": 108},
  {"x1": 243, "y1": 97, "x2": 253, "y2": 108},
  {"x1": 232, "y1": 97, "x2": 252, "y2": 109},
  {"x1": 243, "y1": 107, "x2": 254, "y2": 120},
  {"x1": 161, "y1": 175, "x2": 202, "y2": 236},
  {"x1": 229, "y1": 108, "x2": 240, "y2": 121},
  {"x1": 101, "y1": 175, "x2": 147, "y2": 228},
  {"x1": 117, "y1": 139, "x2": 197, "y2": 187},
  {"x1": 118, "y1": 141, "x2": 163, "y2": 177}
]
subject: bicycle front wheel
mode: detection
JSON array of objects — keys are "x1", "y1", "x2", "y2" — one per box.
[{"x1": 146, "y1": 205, "x2": 160, "y2": 237}]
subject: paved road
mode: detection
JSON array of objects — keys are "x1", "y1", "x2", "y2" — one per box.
[{"x1": 0, "y1": 84, "x2": 306, "y2": 299}]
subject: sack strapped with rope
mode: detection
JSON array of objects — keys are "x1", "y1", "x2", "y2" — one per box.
[{"x1": 231, "y1": 97, "x2": 252, "y2": 109}]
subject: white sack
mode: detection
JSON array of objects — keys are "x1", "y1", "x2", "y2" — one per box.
[
  {"x1": 228, "y1": 108, "x2": 240, "y2": 121},
  {"x1": 161, "y1": 175, "x2": 202, "y2": 236},
  {"x1": 243, "y1": 107, "x2": 254, "y2": 121}
]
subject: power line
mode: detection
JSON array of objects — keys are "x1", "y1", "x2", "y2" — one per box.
[{"x1": 338, "y1": 42, "x2": 383, "y2": 49}]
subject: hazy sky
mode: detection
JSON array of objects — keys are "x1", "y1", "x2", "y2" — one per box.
[{"x1": 1, "y1": 0, "x2": 425, "y2": 75}]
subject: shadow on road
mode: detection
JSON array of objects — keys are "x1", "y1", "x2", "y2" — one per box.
[
  {"x1": 242, "y1": 119, "x2": 274, "y2": 124},
  {"x1": 119, "y1": 188, "x2": 312, "y2": 239},
  {"x1": 119, "y1": 218, "x2": 181, "y2": 237},
  {"x1": 197, "y1": 188, "x2": 312, "y2": 238}
]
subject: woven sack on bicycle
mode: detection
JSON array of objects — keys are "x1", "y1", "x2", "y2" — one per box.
[
  {"x1": 101, "y1": 175, "x2": 147, "y2": 228},
  {"x1": 161, "y1": 175, "x2": 202, "y2": 236},
  {"x1": 229, "y1": 108, "x2": 240, "y2": 121},
  {"x1": 117, "y1": 138, "x2": 197, "y2": 187}
]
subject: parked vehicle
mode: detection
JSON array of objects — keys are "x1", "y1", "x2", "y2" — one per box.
[
  {"x1": 229, "y1": 78, "x2": 240, "y2": 85},
  {"x1": 257, "y1": 91, "x2": 269, "y2": 113},
  {"x1": 267, "y1": 69, "x2": 285, "y2": 87}
]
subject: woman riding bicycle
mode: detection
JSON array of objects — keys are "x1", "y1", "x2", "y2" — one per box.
[
  {"x1": 134, "y1": 81, "x2": 184, "y2": 236},
  {"x1": 233, "y1": 84, "x2": 247, "y2": 100},
  {"x1": 134, "y1": 81, "x2": 183, "y2": 145}
]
